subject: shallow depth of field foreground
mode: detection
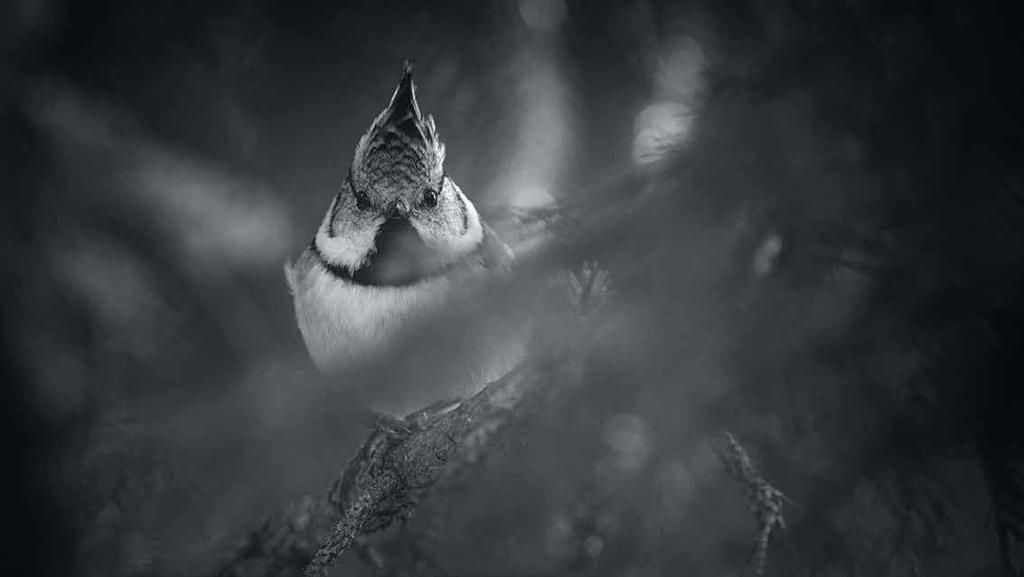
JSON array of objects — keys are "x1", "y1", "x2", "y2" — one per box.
[{"x1": 1, "y1": 1, "x2": 1022, "y2": 576}]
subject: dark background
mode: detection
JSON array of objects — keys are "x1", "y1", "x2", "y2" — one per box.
[{"x1": 2, "y1": 1, "x2": 1022, "y2": 576}]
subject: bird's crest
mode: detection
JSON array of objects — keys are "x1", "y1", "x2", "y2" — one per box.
[{"x1": 351, "y1": 61, "x2": 446, "y2": 200}]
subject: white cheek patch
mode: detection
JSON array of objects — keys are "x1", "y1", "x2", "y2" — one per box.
[
  {"x1": 314, "y1": 198, "x2": 381, "y2": 269},
  {"x1": 411, "y1": 188, "x2": 484, "y2": 267},
  {"x1": 446, "y1": 191, "x2": 484, "y2": 254}
]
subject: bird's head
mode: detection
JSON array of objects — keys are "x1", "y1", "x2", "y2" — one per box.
[{"x1": 312, "y1": 61, "x2": 484, "y2": 286}]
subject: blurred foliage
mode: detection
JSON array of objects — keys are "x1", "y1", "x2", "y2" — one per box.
[{"x1": 2, "y1": 1, "x2": 1023, "y2": 576}]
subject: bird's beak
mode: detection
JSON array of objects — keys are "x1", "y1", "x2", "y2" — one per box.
[{"x1": 389, "y1": 199, "x2": 411, "y2": 218}]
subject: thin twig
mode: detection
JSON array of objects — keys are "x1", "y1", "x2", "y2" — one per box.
[{"x1": 719, "y1": 431, "x2": 790, "y2": 577}]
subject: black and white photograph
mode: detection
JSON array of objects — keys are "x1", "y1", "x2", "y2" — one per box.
[{"x1": 1, "y1": 1, "x2": 1022, "y2": 576}]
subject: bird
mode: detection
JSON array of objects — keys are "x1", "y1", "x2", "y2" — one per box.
[{"x1": 285, "y1": 61, "x2": 514, "y2": 377}]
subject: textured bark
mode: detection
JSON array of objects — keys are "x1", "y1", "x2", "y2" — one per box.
[
  {"x1": 304, "y1": 469, "x2": 400, "y2": 577},
  {"x1": 213, "y1": 337, "x2": 588, "y2": 577},
  {"x1": 719, "y1": 432, "x2": 789, "y2": 577}
]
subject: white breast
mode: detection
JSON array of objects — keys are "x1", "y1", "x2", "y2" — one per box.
[{"x1": 289, "y1": 258, "x2": 450, "y2": 372}]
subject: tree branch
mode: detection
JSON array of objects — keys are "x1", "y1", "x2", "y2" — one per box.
[
  {"x1": 213, "y1": 262, "x2": 610, "y2": 577},
  {"x1": 719, "y1": 431, "x2": 790, "y2": 577}
]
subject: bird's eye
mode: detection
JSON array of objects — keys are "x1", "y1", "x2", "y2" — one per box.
[
  {"x1": 421, "y1": 188, "x2": 438, "y2": 208},
  {"x1": 353, "y1": 188, "x2": 371, "y2": 211}
]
